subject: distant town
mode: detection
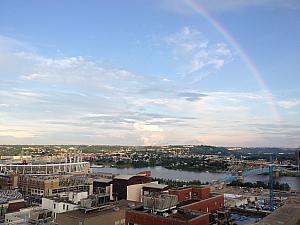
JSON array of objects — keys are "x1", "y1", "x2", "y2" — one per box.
[{"x1": 0, "y1": 145, "x2": 299, "y2": 225}]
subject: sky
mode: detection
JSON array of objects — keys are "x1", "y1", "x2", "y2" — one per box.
[{"x1": 0, "y1": 0, "x2": 300, "y2": 147}]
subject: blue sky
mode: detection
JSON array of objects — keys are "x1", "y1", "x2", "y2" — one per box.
[{"x1": 0, "y1": 0, "x2": 299, "y2": 146}]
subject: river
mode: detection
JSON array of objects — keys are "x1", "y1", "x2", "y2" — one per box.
[{"x1": 92, "y1": 166, "x2": 300, "y2": 191}]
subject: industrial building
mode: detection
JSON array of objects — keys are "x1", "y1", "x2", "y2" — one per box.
[
  {"x1": 126, "y1": 186, "x2": 225, "y2": 225},
  {"x1": 296, "y1": 148, "x2": 300, "y2": 170},
  {"x1": 112, "y1": 174, "x2": 152, "y2": 201},
  {"x1": 18, "y1": 175, "x2": 93, "y2": 197},
  {"x1": 4, "y1": 207, "x2": 54, "y2": 225},
  {"x1": 0, "y1": 190, "x2": 26, "y2": 218},
  {"x1": 126, "y1": 194, "x2": 210, "y2": 225},
  {"x1": 56, "y1": 199, "x2": 141, "y2": 225}
]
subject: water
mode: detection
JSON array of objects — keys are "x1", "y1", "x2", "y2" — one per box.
[
  {"x1": 92, "y1": 166, "x2": 300, "y2": 191},
  {"x1": 245, "y1": 174, "x2": 300, "y2": 191}
]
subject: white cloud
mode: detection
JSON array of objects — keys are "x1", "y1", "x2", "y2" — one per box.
[
  {"x1": 278, "y1": 99, "x2": 300, "y2": 109},
  {"x1": 166, "y1": 27, "x2": 232, "y2": 77},
  {"x1": 133, "y1": 122, "x2": 163, "y2": 132},
  {"x1": 0, "y1": 35, "x2": 299, "y2": 147},
  {"x1": 20, "y1": 73, "x2": 48, "y2": 80},
  {"x1": 133, "y1": 122, "x2": 164, "y2": 145}
]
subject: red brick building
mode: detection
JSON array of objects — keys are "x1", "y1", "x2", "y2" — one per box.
[
  {"x1": 179, "y1": 195, "x2": 225, "y2": 213},
  {"x1": 169, "y1": 186, "x2": 224, "y2": 214},
  {"x1": 126, "y1": 208, "x2": 209, "y2": 225},
  {"x1": 125, "y1": 185, "x2": 224, "y2": 225},
  {"x1": 169, "y1": 186, "x2": 210, "y2": 202}
]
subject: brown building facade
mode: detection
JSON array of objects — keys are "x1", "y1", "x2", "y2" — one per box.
[
  {"x1": 56, "y1": 200, "x2": 141, "y2": 225},
  {"x1": 126, "y1": 208, "x2": 209, "y2": 225}
]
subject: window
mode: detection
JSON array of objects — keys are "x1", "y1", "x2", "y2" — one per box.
[
  {"x1": 66, "y1": 205, "x2": 69, "y2": 210},
  {"x1": 54, "y1": 203, "x2": 56, "y2": 209},
  {"x1": 63, "y1": 204, "x2": 65, "y2": 210}
]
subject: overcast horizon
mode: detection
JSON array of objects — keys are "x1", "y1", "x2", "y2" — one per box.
[{"x1": 1, "y1": 1, "x2": 300, "y2": 147}]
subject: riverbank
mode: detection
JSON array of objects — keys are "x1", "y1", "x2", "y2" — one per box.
[
  {"x1": 92, "y1": 166, "x2": 300, "y2": 191},
  {"x1": 92, "y1": 161, "x2": 300, "y2": 177},
  {"x1": 92, "y1": 161, "x2": 228, "y2": 173},
  {"x1": 280, "y1": 171, "x2": 300, "y2": 177}
]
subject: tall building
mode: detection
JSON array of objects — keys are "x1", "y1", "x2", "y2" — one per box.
[
  {"x1": 112, "y1": 174, "x2": 152, "y2": 201},
  {"x1": 296, "y1": 147, "x2": 300, "y2": 170}
]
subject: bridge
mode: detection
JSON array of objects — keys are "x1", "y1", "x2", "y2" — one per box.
[{"x1": 222, "y1": 165, "x2": 282, "y2": 184}]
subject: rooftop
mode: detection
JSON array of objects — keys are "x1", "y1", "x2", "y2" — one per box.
[
  {"x1": 59, "y1": 200, "x2": 141, "y2": 219},
  {"x1": 0, "y1": 190, "x2": 23, "y2": 203},
  {"x1": 114, "y1": 174, "x2": 136, "y2": 180},
  {"x1": 128, "y1": 207, "x2": 207, "y2": 222},
  {"x1": 143, "y1": 182, "x2": 169, "y2": 190},
  {"x1": 251, "y1": 197, "x2": 300, "y2": 225},
  {"x1": 93, "y1": 178, "x2": 113, "y2": 183}
]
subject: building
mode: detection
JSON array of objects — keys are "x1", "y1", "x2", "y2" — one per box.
[
  {"x1": 296, "y1": 148, "x2": 300, "y2": 170},
  {"x1": 41, "y1": 192, "x2": 88, "y2": 218},
  {"x1": 0, "y1": 190, "x2": 25, "y2": 218},
  {"x1": 79, "y1": 193, "x2": 110, "y2": 208},
  {"x1": 178, "y1": 195, "x2": 225, "y2": 214},
  {"x1": 142, "y1": 182, "x2": 169, "y2": 196},
  {"x1": 56, "y1": 200, "x2": 141, "y2": 225},
  {"x1": 169, "y1": 186, "x2": 224, "y2": 214},
  {"x1": 169, "y1": 186, "x2": 210, "y2": 202},
  {"x1": 18, "y1": 175, "x2": 93, "y2": 197},
  {"x1": 5, "y1": 207, "x2": 53, "y2": 225},
  {"x1": 126, "y1": 194, "x2": 210, "y2": 225},
  {"x1": 5, "y1": 206, "x2": 42, "y2": 225},
  {"x1": 28, "y1": 208, "x2": 53, "y2": 225},
  {"x1": 93, "y1": 178, "x2": 112, "y2": 196},
  {"x1": 0, "y1": 174, "x2": 19, "y2": 190},
  {"x1": 112, "y1": 175, "x2": 152, "y2": 201},
  {"x1": 250, "y1": 196, "x2": 300, "y2": 225}
]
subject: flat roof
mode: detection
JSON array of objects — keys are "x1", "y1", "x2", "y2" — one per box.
[
  {"x1": 93, "y1": 178, "x2": 113, "y2": 183},
  {"x1": 143, "y1": 183, "x2": 169, "y2": 190},
  {"x1": 129, "y1": 207, "x2": 207, "y2": 222},
  {"x1": 114, "y1": 174, "x2": 135, "y2": 180},
  {"x1": 253, "y1": 198, "x2": 300, "y2": 225},
  {"x1": 59, "y1": 200, "x2": 141, "y2": 219}
]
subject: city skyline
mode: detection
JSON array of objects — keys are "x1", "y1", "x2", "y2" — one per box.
[{"x1": 0, "y1": 0, "x2": 300, "y2": 147}]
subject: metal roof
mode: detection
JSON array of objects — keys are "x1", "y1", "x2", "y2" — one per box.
[
  {"x1": 143, "y1": 182, "x2": 169, "y2": 190},
  {"x1": 114, "y1": 174, "x2": 135, "y2": 180}
]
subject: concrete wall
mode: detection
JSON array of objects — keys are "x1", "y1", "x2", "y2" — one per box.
[
  {"x1": 68, "y1": 191, "x2": 88, "y2": 204},
  {"x1": 110, "y1": 184, "x2": 113, "y2": 200},
  {"x1": 42, "y1": 198, "x2": 78, "y2": 218},
  {"x1": 127, "y1": 183, "x2": 143, "y2": 202}
]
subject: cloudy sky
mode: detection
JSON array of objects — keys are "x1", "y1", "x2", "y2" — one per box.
[{"x1": 0, "y1": 0, "x2": 300, "y2": 146}]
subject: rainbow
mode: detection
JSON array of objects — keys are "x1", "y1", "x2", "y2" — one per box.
[{"x1": 185, "y1": 0, "x2": 279, "y2": 119}]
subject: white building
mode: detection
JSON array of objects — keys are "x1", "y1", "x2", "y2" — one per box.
[
  {"x1": 5, "y1": 207, "x2": 33, "y2": 225},
  {"x1": 42, "y1": 191, "x2": 88, "y2": 218}
]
